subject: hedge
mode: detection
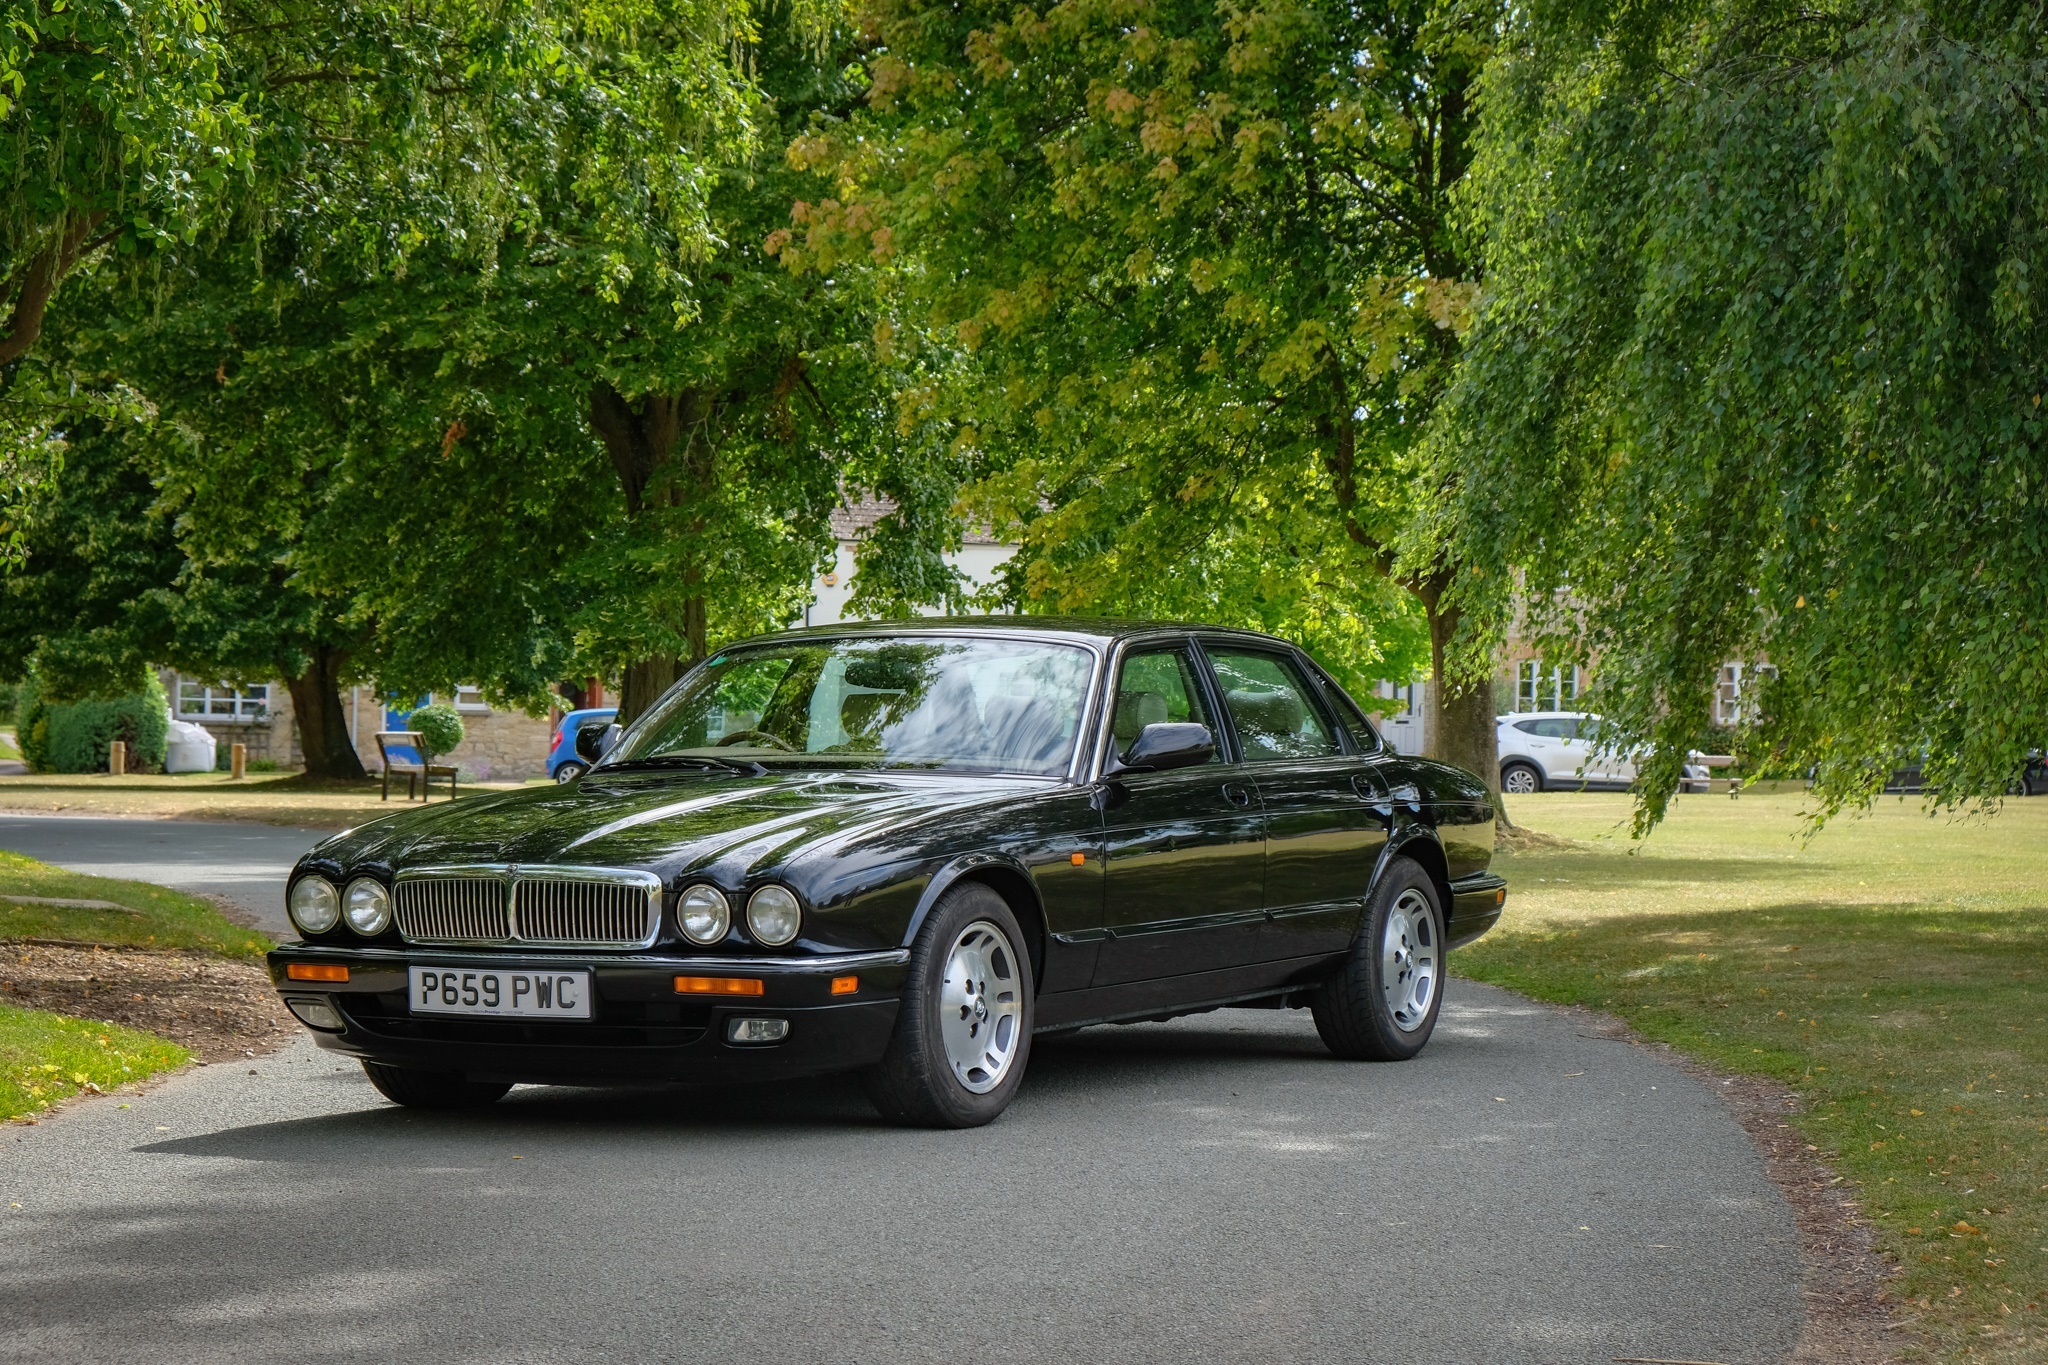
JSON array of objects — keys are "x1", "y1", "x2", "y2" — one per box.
[{"x1": 16, "y1": 674, "x2": 170, "y2": 774}]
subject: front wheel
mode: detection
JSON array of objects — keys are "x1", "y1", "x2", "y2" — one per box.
[
  {"x1": 1311, "y1": 859, "x2": 1445, "y2": 1061},
  {"x1": 862, "y1": 883, "x2": 1034, "y2": 1128},
  {"x1": 1500, "y1": 761, "x2": 1543, "y2": 794},
  {"x1": 361, "y1": 1061, "x2": 512, "y2": 1109}
]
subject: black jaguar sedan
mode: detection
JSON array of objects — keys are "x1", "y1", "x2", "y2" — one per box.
[{"x1": 270, "y1": 620, "x2": 1507, "y2": 1127}]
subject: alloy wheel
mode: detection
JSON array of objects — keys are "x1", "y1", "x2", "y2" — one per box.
[
  {"x1": 937, "y1": 919, "x2": 1024, "y2": 1094},
  {"x1": 1380, "y1": 889, "x2": 1439, "y2": 1033}
]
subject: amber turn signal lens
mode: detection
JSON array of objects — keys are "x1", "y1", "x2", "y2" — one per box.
[
  {"x1": 286, "y1": 963, "x2": 349, "y2": 982},
  {"x1": 1495, "y1": 888, "x2": 1506, "y2": 904},
  {"x1": 674, "y1": 975, "x2": 765, "y2": 996},
  {"x1": 830, "y1": 975, "x2": 858, "y2": 995},
  {"x1": 1069, "y1": 852, "x2": 1086, "y2": 866}
]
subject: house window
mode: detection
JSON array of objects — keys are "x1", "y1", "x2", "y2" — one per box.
[
  {"x1": 177, "y1": 680, "x2": 269, "y2": 721},
  {"x1": 1516, "y1": 660, "x2": 1580, "y2": 712},
  {"x1": 1714, "y1": 662, "x2": 1777, "y2": 726},
  {"x1": 451, "y1": 685, "x2": 490, "y2": 712}
]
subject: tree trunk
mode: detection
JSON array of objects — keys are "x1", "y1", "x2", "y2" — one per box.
[
  {"x1": 588, "y1": 382, "x2": 717, "y2": 726},
  {"x1": 285, "y1": 647, "x2": 366, "y2": 780},
  {"x1": 1422, "y1": 598, "x2": 1510, "y2": 828}
]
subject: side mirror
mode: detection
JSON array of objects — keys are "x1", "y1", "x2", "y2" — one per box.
[
  {"x1": 1112, "y1": 722, "x2": 1214, "y2": 775},
  {"x1": 596, "y1": 723, "x2": 624, "y2": 759}
]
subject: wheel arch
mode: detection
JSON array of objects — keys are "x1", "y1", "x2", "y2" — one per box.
[
  {"x1": 1375, "y1": 830, "x2": 1452, "y2": 920},
  {"x1": 903, "y1": 854, "x2": 1049, "y2": 992}
]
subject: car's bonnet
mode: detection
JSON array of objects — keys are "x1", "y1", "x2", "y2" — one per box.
[{"x1": 309, "y1": 769, "x2": 1049, "y2": 887}]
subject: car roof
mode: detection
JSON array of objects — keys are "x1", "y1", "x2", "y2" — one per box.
[
  {"x1": 1499, "y1": 711, "x2": 1594, "y2": 721},
  {"x1": 741, "y1": 616, "x2": 1299, "y2": 650}
]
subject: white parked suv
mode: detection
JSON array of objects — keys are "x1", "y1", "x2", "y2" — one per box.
[{"x1": 1495, "y1": 711, "x2": 1706, "y2": 793}]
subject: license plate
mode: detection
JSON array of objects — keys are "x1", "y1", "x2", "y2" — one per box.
[{"x1": 408, "y1": 966, "x2": 592, "y2": 1020}]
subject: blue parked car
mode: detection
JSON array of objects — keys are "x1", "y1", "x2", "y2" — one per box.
[{"x1": 546, "y1": 708, "x2": 618, "y2": 783}]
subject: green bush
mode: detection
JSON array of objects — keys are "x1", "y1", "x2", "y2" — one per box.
[
  {"x1": 0, "y1": 680, "x2": 17, "y2": 727},
  {"x1": 14, "y1": 673, "x2": 170, "y2": 773},
  {"x1": 407, "y1": 703, "x2": 466, "y2": 759}
]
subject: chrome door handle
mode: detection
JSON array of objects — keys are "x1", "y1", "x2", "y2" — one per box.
[{"x1": 1220, "y1": 782, "x2": 1252, "y2": 807}]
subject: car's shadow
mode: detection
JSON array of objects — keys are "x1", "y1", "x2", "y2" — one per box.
[{"x1": 139, "y1": 1015, "x2": 1351, "y2": 1158}]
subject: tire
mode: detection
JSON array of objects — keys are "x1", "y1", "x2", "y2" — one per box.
[
  {"x1": 553, "y1": 762, "x2": 588, "y2": 784},
  {"x1": 361, "y1": 1060, "x2": 512, "y2": 1109},
  {"x1": 1499, "y1": 761, "x2": 1543, "y2": 794},
  {"x1": 861, "y1": 882, "x2": 1034, "y2": 1128},
  {"x1": 1311, "y1": 858, "x2": 1446, "y2": 1062}
]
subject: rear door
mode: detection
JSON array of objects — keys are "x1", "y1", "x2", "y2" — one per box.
[
  {"x1": 1202, "y1": 643, "x2": 1382, "y2": 963},
  {"x1": 1091, "y1": 641, "x2": 1268, "y2": 987}
]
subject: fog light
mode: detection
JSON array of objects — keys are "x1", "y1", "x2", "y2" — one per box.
[
  {"x1": 285, "y1": 996, "x2": 344, "y2": 1031},
  {"x1": 726, "y1": 1016, "x2": 789, "y2": 1045}
]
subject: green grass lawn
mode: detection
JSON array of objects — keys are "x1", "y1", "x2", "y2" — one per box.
[
  {"x1": 0, "y1": 849, "x2": 273, "y2": 957},
  {"x1": 1468, "y1": 791, "x2": 2047, "y2": 1363},
  {"x1": 2, "y1": 852, "x2": 272, "y2": 1120},
  {"x1": 0, "y1": 728, "x2": 18, "y2": 762},
  {"x1": 1, "y1": 1004, "x2": 189, "y2": 1120}
]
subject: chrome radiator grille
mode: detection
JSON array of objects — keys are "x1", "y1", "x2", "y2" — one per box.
[
  {"x1": 512, "y1": 877, "x2": 659, "y2": 948},
  {"x1": 393, "y1": 877, "x2": 507, "y2": 944},
  {"x1": 393, "y1": 867, "x2": 661, "y2": 949}
]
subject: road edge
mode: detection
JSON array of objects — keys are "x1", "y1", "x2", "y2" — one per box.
[{"x1": 1556, "y1": 1000, "x2": 1907, "y2": 1364}]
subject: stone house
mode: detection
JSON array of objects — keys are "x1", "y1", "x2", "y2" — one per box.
[{"x1": 162, "y1": 670, "x2": 555, "y2": 782}]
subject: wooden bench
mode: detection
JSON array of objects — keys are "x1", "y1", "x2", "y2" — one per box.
[
  {"x1": 1687, "y1": 753, "x2": 1741, "y2": 795},
  {"x1": 375, "y1": 730, "x2": 458, "y2": 801}
]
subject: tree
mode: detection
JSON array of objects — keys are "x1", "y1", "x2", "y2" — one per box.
[
  {"x1": 2, "y1": 0, "x2": 249, "y2": 366},
  {"x1": 1444, "y1": 0, "x2": 2048, "y2": 826},
  {"x1": 780, "y1": 0, "x2": 1490, "y2": 767}
]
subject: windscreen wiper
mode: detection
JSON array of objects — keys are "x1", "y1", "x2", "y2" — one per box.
[{"x1": 600, "y1": 755, "x2": 768, "y2": 777}]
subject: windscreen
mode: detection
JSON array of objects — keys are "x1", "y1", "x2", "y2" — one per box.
[{"x1": 602, "y1": 637, "x2": 1095, "y2": 777}]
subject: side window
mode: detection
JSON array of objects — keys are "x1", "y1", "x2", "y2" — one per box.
[
  {"x1": 1310, "y1": 668, "x2": 1384, "y2": 754},
  {"x1": 1207, "y1": 648, "x2": 1342, "y2": 762},
  {"x1": 1111, "y1": 647, "x2": 1217, "y2": 762}
]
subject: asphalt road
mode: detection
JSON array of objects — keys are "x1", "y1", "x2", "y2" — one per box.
[
  {"x1": 0, "y1": 814, "x2": 326, "y2": 937},
  {"x1": 3, "y1": 816, "x2": 1807, "y2": 1362},
  {"x1": 4, "y1": 987, "x2": 1806, "y2": 1364}
]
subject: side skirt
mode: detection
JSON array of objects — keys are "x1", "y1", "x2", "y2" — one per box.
[{"x1": 1035, "y1": 954, "x2": 1341, "y2": 1032}]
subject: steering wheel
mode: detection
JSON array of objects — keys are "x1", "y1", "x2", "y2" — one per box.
[{"x1": 714, "y1": 729, "x2": 796, "y2": 752}]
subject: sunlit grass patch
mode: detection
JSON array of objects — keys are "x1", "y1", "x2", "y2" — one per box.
[
  {"x1": 0, "y1": 850, "x2": 272, "y2": 958},
  {"x1": 1462, "y1": 793, "x2": 2048, "y2": 1362},
  {"x1": 0, "y1": 1003, "x2": 188, "y2": 1121}
]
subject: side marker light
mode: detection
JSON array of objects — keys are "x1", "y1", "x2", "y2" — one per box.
[
  {"x1": 830, "y1": 975, "x2": 858, "y2": 995},
  {"x1": 675, "y1": 975, "x2": 765, "y2": 996},
  {"x1": 1070, "y1": 852, "x2": 1087, "y2": 866},
  {"x1": 287, "y1": 963, "x2": 349, "y2": 982},
  {"x1": 1495, "y1": 888, "x2": 1506, "y2": 905}
]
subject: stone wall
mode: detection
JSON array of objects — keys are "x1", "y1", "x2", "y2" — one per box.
[{"x1": 349, "y1": 698, "x2": 553, "y2": 783}]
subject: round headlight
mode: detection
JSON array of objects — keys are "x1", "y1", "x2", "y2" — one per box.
[
  {"x1": 746, "y1": 885, "x2": 802, "y2": 947},
  {"x1": 343, "y1": 877, "x2": 391, "y2": 936},
  {"x1": 288, "y1": 876, "x2": 340, "y2": 935},
  {"x1": 677, "y1": 884, "x2": 731, "y2": 945}
]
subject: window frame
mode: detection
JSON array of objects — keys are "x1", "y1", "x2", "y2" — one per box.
[
  {"x1": 175, "y1": 678, "x2": 270, "y2": 723},
  {"x1": 1192, "y1": 638, "x2": 1347, "y2": 766},
  {"x1": 1103, "y1": 638, "x2": 1227, "y2": 768}
]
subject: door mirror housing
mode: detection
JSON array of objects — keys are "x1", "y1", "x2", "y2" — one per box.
[
  {"x1": 595, "y1": 723, "x2": 624, "y2": 760},
  {"x1": 1112, "y1": 722, "x2": 1215, "y2": 774}
]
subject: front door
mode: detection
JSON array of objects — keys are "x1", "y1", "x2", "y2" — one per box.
[
  {"x1": 1204, "y1": 645, "x2": 1383, "y2": 962},
  {"x1": 1092, "y1": 644, "x2": 1266, "y2": 987}
]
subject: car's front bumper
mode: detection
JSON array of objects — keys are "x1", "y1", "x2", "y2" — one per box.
[{"x1": 266, "y1": 945, "x2": 909, "y2": 1085}]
